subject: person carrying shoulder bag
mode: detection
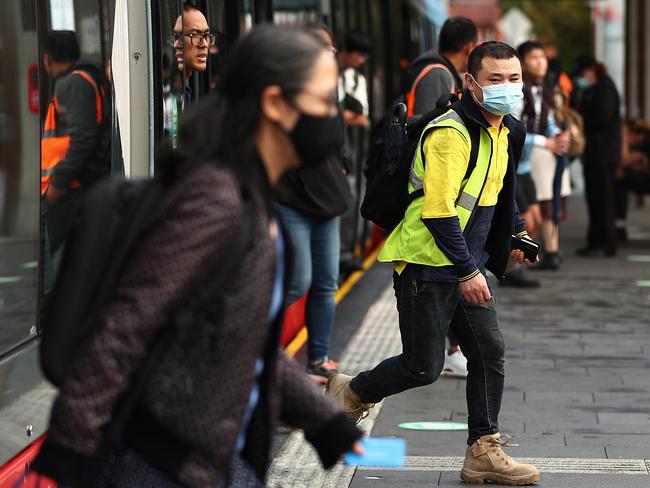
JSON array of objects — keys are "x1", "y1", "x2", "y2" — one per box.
[{"x1": 33, "y1": 25, "x2": 363, "y2": 488}]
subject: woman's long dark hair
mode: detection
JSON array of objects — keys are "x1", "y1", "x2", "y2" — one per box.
[{"x1": 159, "y1": 25, "x2": 328, "y2": 207}]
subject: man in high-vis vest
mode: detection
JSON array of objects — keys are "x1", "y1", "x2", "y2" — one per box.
[
  {"x1": 405, "y1": 16, "x2": 477, "y2": 117},
  {"x1": 328, "y1": 42, "x2": 541, "y2": 486},
  {"x1": 406, "y1": 17, "x2": 479, "y2": 378},
  {"x1": 41, "y1": 31, "x2": 110, "y2": 253}
]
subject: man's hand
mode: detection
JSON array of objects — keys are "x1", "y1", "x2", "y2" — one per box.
[
  {"x1": 459, "y1": 273, "x2": 491, "y2": 305},
  {"x1": 510, "y1": 248, "x2": 536, "y2": 266},
  {"x1": 45, "y1": 185, "x2": 66, "y2": 205}
]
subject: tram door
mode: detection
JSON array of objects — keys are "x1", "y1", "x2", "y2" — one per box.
[
  {"x1": 0, "y1": 0, "x2": 40, "y2": 356},
  {"x1": 37, "y1": 0, "x2": 119, "y2": 298},
  {"x1": 0, "y1": 0, "x2": 122, "y2": 465}
]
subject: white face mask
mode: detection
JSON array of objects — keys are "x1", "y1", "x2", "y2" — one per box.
[{"x1": 470, "y1": 74, "x2": 524, "y2": 116}]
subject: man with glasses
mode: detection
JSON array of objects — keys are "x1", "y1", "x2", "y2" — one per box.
[
  {"x1": 171, "y1": 4, "x2": 214, "y2": 84},
  {"x1": 166, "y1": 4, "x2": 214, "y2": 144}
]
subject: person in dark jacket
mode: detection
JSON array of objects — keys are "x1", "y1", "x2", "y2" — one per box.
[
  {"x1": 33, "y1": 25, "x2": 362, "y2": 488},
  {"x1": 41, "y1": 31, "x2": 111, "y2": 254},
  {"x1": 275, "y1": 24, "x2": 352, "y2": 381},
  {"x1": 405, "y1": 16, "x2": 477, "y2": 117},
  {"x1": 574, "y1": 56, "x2": 621, "y2": 257}
]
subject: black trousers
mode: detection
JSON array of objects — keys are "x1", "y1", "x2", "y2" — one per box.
[
  {"x1": 350, "y1": 267, "x2": 505, "y2": 445},
  {"x1": 43, "y1": 188, "x2": 82, "y2": 254},
  {"x1": 582, "y1": 161, "x2": 617, "y2": 250}
]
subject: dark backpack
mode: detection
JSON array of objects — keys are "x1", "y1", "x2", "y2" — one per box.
[
  {"x1": 361, "y1": 94, "x2": 480, "y2": 231},
  {"x1": 39, "y1": 172, "x2": 252, "y2": 391}
]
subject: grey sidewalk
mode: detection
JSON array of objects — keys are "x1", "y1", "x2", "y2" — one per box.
[
  {"x1": 268, "y1": 193, "x2": 650, "y2": 487},
  {"x1": 350, "y1": 195, "x2": 650, "y2": 488}
]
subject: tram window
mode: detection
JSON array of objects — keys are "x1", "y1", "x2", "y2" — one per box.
[
  {"x1": 157, "y1": 0, "x2": 185, "y2": 149},
  {"x1": 369, "y1": 3, "x2": 386, "y2": 119},
  {"x1": 155, "y1": 1, "x2": 226, "y2": 152},
  {"x1": 0, "y1": 0, "x2": 40, "y2": 353},
  {"x1": 204, "y1": 1, "x2": 226, "y2": 91},
  {"x1": 38, "y1": 1, "x2": 116, "y2": 321},
  {"x1": 273, "y1": 0, "x2": 320, "y2": 25},
  {"x1": 239, "y1": 0, "x2": 253, "y2": 32}
]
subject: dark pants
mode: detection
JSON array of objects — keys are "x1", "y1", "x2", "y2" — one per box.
[
  {"x1": 582, "y1": 161, "x2": 617, "y2": 250},
  {"x1": 350, "y1": 267, "x2": 505, "y2": 445},
  {"x1": 43, "y1": 188, "x2": 82, "y2": 254}
]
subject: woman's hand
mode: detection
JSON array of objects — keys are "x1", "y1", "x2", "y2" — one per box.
[{"x1": 341, "y1": 440, "x2": 365, "y2": 462}]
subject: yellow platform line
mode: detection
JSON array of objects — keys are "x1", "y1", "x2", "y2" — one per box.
[{"x1": 285, "y1": 243, "x2": 384, "y2": 357}]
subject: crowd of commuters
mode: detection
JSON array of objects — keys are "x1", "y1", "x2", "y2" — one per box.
[{"x1": 30, "y1": 5, "x2": 647, "y2": 487}]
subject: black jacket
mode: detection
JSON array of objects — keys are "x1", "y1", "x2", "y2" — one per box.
[
  {"x1": 50, "y1": 61, "x2": 111, "y2": 189},
  {"x1": 578, "y1": 74, "x2": 621, "y2": 166},
  {"x1": 454, "y1": 92, "x2": 527, "y2": 280},
  {"x1": 275, "y1": 157, "x2": 352, "y2": 219}
]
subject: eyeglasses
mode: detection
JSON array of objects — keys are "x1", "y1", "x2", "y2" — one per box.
[{"x1": 170, "y1": 31, "x2": 216, "y2": 47}]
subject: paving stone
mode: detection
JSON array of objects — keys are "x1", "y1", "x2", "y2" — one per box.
[{"x1": 438, "y1": 472, "x2": 650, "y2": 488}]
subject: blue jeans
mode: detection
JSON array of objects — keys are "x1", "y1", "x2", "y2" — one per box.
[
  {"x1": 277, "y1": 205, "x2": 340, "y2": 362},
  {"x1": 350, "y1": 266, "x2": 505, "y2": 444}
]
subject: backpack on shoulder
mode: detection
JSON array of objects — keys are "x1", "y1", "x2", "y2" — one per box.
[
  {"x1": 361, "y1": 93, "x2": 479, "y2": 231},
  {"x1": 40, "y1": 175, "x2": 167, "y2": 387},
  {"x1": 39, "y1": 170, "x2": 253, "y2": 438}
]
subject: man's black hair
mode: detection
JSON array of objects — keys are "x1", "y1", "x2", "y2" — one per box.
[
  {"x1": 517, "y1": 40, "x2": 544, "y2": 61},
  {"x1": 438, "y1": 17, "x2": 478, "y2": 54},
  {"x1": 467, "y1": 41, "x2": 520, "y2": 77},
  {"x1": 574, "y1": 54, "x2": 597, "y2": 73},
  {"x1": 342, "y1": 31, "x2": 371, "y2": 54},
  {"x1": 44, "y1": 31, "x2": 80, "y2": 63}
]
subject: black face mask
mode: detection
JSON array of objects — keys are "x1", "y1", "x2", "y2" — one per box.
[{"x1": 287, "y1": 111, "x2": 343, "y2": 167}]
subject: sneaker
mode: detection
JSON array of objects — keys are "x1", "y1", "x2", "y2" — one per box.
[
  {"x1": 442, "y1": 349, "x2": 468, "y2": 378},
  {"x1": 461, "y1": 433, "x2": 540, "y2": 485},
  {"x1": 307, "y1": 358, "x2": 338, "y2": 383},
  {"x1": 325, "y1": 374, "x2": 375, "y2": 424}
]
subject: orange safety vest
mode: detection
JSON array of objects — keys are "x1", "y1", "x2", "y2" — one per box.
[
  {"x1": 405, "y1": 63, "x2": 456, "y2": 118},
  {"x1": 41, "y1": 70, "x2": 104, "y2": 195}
]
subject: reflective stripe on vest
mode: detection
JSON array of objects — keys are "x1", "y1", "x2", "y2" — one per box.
[
  {"x1": 405, "y1": 63, "x2": 455, "y2": 118},
  {"x1": 41, "y1": 70, "x2": 103, "y2": 195},
  {"x1": 378, "y1": 109, "x2": 494, "y2": 268}
]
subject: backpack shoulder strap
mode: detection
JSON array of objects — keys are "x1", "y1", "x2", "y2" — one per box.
[
  {"x1": 406, "y1": 63, "x2": 455, "y2": 117},
  {"x1": 71, "y1": 70, "x2": 103, "y2": 124}
]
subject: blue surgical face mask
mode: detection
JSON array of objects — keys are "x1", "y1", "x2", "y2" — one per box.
[
  {"x1": 470, "y1": 75, "x2": 524, "y2": 116},
  {"x1": 576, "y1": 76, "x2": 592, "y2": 90}
]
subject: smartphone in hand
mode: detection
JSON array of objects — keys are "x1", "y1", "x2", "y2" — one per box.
[{"x1": 511, "y1": 234, "x2": 540, "y2": 262}]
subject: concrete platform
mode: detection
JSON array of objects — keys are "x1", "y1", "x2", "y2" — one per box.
[{"x1": 268, "y1": 193, "x2": 650, "y2": 488}]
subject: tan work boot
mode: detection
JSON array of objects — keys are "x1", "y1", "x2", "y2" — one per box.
[
  {"x1": 325, "y1": 374, "x2": 375, "y2": 424},
  {"x1": 461, "y1": 433, "x2": 540, "y2": 485}
]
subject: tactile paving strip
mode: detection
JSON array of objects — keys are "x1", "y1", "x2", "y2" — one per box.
[
  {"x1": 358, "y1": 456, "x2": 650, "y2": 475},
  {"x1": 267, "y1": 286, "x2": 400, "y2": 488}
]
